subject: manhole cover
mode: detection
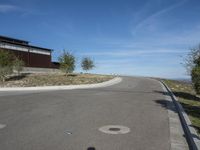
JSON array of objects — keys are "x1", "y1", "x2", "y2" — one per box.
[
  {"x1": 99, "y1": 125, "x2": 130, "y2": 134},
  {"x1": 109, "y1": 128, "x2": 121, "y2": 131}
]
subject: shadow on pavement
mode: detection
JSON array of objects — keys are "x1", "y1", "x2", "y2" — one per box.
[
  {"x1": 87, "y1": 147, "x2": 96, "y2": 150},
  {"x1": 173, "y1": 91, "x2": 200, "y2": 102},
  {"x1": 154, "y1": 99, "x2": 177, "y2": 113},
  {"x1": 154, "y1": 90, "x2": 200, "y2": 135}
]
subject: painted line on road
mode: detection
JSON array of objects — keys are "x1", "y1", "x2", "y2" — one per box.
[
  {"x1": 0, "y1": 124, "x2": 6, "y2": 129},
  {"x1": 64, "y1": 131, "x2": 72, "y2": 135}
]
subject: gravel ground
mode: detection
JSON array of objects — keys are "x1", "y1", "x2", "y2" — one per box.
[{"x1": 0, "y1": 73, "x2": 113, "y2": 87}]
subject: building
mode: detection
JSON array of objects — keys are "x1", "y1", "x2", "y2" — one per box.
[{"x1": 0, "y1": 35, "x2": 59, "y2": 69}]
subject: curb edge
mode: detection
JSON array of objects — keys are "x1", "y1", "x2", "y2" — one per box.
[
  {"x1": 160, "y1": 81, "x2": 200, "y2": 150},
  {"x1": 0, "y1": 77, "x2": 122, "y2": 92}
]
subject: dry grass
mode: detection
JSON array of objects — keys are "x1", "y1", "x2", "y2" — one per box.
[
  {"x1": 0, "y1": 73, "x2": 114, "y2": 87},
  {"x1": 162, "y1": 79, "x2": 200, "y2": 135}
]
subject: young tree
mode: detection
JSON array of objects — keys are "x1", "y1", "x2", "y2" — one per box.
[
  {"x1": 192, "y1": 52, "x2": 200, "y2": 94},
  {"x1": 58, "y1": 50, "x2": 76, "y2": 74},
  {"x1": 191, "y1": 67, "x2": 200, "y2": 94},
  {"x1": 184, "y1": 45, "x2": 200, "y2": 74},
  {"x1": 13, "y1": 58, "x2": 25, "y2": 75},
  {"x1": 184, "y1": 45, "x2": 200, "y2": 94},
  {"x1": 81, "y1": 57, "x2": 95, "y2": 72},
  {"x1": 0, "y1": 50, "x2": 14, "y2": 82}
]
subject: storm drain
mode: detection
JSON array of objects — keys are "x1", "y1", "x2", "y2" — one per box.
[{"x1": 99, "y1": 125, "x2": 130, "y2": 134}]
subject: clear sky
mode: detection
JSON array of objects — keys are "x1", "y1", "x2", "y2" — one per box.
[{"x1": 0, "y1": 0, "x2": 200, "y2": 79}]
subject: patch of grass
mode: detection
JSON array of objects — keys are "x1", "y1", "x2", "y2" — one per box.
[
  {"x1": 0, "y1": 73, "x2": 113, "y2": 87},
  {"x1": 162, "y1": 79, "x2": 200, "y2": 135}
]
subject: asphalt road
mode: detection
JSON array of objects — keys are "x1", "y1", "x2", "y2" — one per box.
[{"x1": 0, "y1": 77, "x2": 170, "y2": 150}]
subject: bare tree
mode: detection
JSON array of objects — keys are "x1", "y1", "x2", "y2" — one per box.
[
  {"x1": 184, "y1": 45, "x2": 200, "y2": 94},
  {"x1": 184, "y1": 45, "x2": 200, "y2": 74}
]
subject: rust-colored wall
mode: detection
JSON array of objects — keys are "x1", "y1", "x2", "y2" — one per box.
[
  {"x1": 0, "y1": 48, "x2": 29, "y2": 66},
  {"x1": 0, "y1": 48, "x2": 52, "y2": 68},
  {"x1": 51, "y1": 62, "x2": 60, "y2": 69},
  {"x1": 29, "y1": 52, "x2": 51, "y2": 68}
]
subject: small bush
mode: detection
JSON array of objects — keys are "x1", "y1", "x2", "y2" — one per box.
[
  {"x1": 184, "y1": 45, "x2": 200, "y2": 74},
  {"x1": 81, "y1": 57, "x2": 95, "y2": 72},
  {"x1": 185, "y1": 45, "x2": 200, "y2": 94},
  {"x1": 0, "y1": 50, "x2": 14, "y2": 82},
  {"x1": 0, "y1": 67, "x2": 13, "y2": 82},
  {"x1": 13, "y1": 58, "x2": 25, "y2": 75},
  {"x1": 58, "y1": 51, "x2": 75, "y2": 74},
  {"x1": 191, "y1": 67, "x2": 200, "y2": 94},
  {"x1": 0, "y1": 50, "x2": 13, "y2": 67}
]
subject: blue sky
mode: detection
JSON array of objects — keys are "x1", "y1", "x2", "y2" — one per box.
[{"x1": 0, "y1": 0, "x2": 200, "y2": 78}]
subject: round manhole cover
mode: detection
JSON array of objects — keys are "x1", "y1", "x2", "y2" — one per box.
[
  {"x1": 99, "y1": 125, "x2": 130, "y2": 134},
  {"x1": 109, "y1": 128, "x2": 121, "y2": 131}
]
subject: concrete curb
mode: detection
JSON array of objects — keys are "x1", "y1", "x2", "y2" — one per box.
[
  {"x1": 160, "y1": 81, "x2": 200, "y2": 150},
  {"x1": 0, "y1": 77, "x2": 122, "y2": 92}
]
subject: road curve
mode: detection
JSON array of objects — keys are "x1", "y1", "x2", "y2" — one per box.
[{"x1": 0, "y1": 76, "x2": 171, "y2": 150}]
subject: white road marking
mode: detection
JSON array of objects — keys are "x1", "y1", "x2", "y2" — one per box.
[
  {"x1": 0, "y1": 124, "x2": 6, "y2": 129},
  {"x1": 65, "y1": 131, "x2": 72, "y2": 135}
]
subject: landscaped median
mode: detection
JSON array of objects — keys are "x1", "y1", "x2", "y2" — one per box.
[{"x1": 0, "y1": 73, "x2": 121, "y2": 91}]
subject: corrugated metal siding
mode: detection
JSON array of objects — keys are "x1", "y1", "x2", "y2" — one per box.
[
  {"x1": 29, "y1": 52, "x2": 51, "y2": 68},
  {"x1": 51, "y1": 62, "x2": 60, "y2": 69},
  {"x1": 10, "y1": 49, "x2": 29, "y2": 66},
  {"x1": 0, "y1": 42, "x2": 51, "y2": 55},
  {"x1": 0, "y1": 48, "x2": 52, "y2": 68}
]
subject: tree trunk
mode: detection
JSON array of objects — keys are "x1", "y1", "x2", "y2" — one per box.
[{"x1": 2, "y1": 76, "x2": 5, "y2": 83}]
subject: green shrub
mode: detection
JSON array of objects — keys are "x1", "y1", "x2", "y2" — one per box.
[
  {"x1": 185, "y1": 45, "x2": 200, "y2": 94},
  {"x1": 191, "y1": 67, "x2": 200, "y2": 94},
  {"x1": 0, "y1": 50, "x2": 14, "y2": 82},
  {"x1": 184, "y1": 45, "x2": 200, "y2": 74},
  {"x1": 194, "y1": 56, "x2": 200, "y2": 66},
  {"x1": 58, "y1": 51, "x2": 75, "y2": 74},
  {"x1": 0, "y1": 50, "x2": 13, "y2": 67},
  {"x1": 13, "y1": 58, "x2": 25, "y2": 75},
  {"x1": 81, "y1": 57, "x2": 95, "y2": 72}
]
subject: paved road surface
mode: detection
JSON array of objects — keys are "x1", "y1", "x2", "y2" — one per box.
[{"x1": 0, "y1": 77, "x2": 171, "y2": 150}]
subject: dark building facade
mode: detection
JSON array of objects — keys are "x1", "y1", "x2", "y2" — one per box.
[{"x1": 0, "y1": 35, "x2": 59, "y2": 68}]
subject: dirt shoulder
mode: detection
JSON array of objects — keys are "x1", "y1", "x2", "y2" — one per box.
[{"x1": 0, "y1": 73, "x2": 114, "y2": 87}]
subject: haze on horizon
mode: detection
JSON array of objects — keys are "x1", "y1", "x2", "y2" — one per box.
[{"x1": 0, "y1": 0, "x2": 200, "y2": 79}]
